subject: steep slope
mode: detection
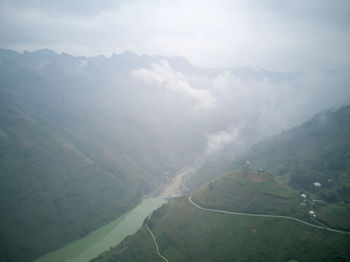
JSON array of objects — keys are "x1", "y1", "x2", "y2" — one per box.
[
  {"x1": 92, "y1": 171, "x2": 350, "y2": 262},
  {"x1": 0, "y1": 81, "x2": 143, "y2": 262},
  {"x1": 232, "y1": 105, "x2": 350, "y2": 231},
  {"x1": 0, "y1": 49, "x2": 204, "y2": 261}
]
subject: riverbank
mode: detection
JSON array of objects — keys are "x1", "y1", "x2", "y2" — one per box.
[
  {"x1": 34, "y1": 167, "x2": 195, "y2": 262},
  {"x1": 34, "y1": 198, "x2": 165, "y2": 262},
  {"x1": 158, "y1": 167, "x2": 196, "y2": 199}
]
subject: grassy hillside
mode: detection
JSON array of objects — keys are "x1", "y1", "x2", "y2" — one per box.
[
  {"x1": 193, "y1": 171, "x2": 304, "y2": 218},
  {"x1": 92, "y1": 171, "x2": 350, "y2": 262},
  {"x1": 231, "y1": 105, "x2": 350, "y2": 232},
  {"x1": 238, "y1": 105, "x2": 350, "y2": 202}
]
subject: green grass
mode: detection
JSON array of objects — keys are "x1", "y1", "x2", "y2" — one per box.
[
  {"x1": 237, "y1": 106, "x2": 350, "y2": 205},
  {"x1": 317, "y1": 203, "x2": 350, "y2": 230},
  {"x1": 193, "y1": 171, "x2": 306, "y2": 219}
]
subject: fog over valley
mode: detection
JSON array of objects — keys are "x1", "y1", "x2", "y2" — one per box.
[
  {"x1": 1, "y1": 1, "x2": 350, "y2": 262},
  {"x1": 2, "y1": 48, "x2": 348, "y2": 162}
]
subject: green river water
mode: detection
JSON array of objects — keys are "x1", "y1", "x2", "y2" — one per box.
[{"x1": 34, "y1": 197, "x2": 165, "y2": 262}]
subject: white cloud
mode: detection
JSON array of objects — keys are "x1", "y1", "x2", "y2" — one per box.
[
  {"x1": 1, "y1": 0, "x2": 349, "y2": 71},
  {"x1": 133, "y1": 61, "x2": 216, "y2": 111},
  {"x1": 131, "y1": 59, "x2": 350, "y2": 155},
  {"x1": 205, "y1": 128, "x2": 241, "y2": 155},
  {"x1": 198, "y1": 65, "x2": 350, "y2": 155}
]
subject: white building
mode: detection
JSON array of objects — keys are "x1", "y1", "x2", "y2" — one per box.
[
  {"x1": 309, "y1": 210, "x2": 316, "y2": 217},
  {"x1": 313, "y1": 182, "x2": 321, "y2": 187}
]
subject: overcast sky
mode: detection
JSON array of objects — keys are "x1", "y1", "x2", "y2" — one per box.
[{"x1": 0, "y1": 0, "x2": 349, "y2": 70}]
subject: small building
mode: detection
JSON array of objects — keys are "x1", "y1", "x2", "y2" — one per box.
[
  {"x1": 313, "y1": 182, "x2": 321, "y2": 187},
  {"x1": 301, "y1": 193, "x2": 307, "y2": 199},
  {"x1": 309, "y1": 210, "x2": 316, "y2": 217}
]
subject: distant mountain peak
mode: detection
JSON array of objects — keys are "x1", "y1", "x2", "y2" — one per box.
[
  {"x1": 111, "y1": 50, "x2": 139, "y2": 59},
  {"x1": 25, "y1": 48, "x2": 57, "y2": 57}
]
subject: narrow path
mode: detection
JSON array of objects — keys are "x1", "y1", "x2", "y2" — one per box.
[
  {"x1": 146, "y1": 224, "x2": 170, "y2": 262},
  {"x1": 188, "y1": 196, "x2": 350, "y2": 235}
]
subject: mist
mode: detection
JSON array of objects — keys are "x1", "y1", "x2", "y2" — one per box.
[
  {"x1": 1, "y1": 1, "x2": 350, "y2": 261},
  {"x1": 130, "y1": 58, "x2": 350, "y2": 159},
  {"x1": 1, "y1": 0, "x2": 349, "y2": 71}
]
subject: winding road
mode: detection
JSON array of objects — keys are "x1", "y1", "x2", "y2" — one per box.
[
  {"x1": 188, "y1": 196, "x2": 350, "y2": 235},
  {"x1": 144, "y1": 167, "x2": 196, "y2": 262},
  {"x1": 146, "y1": 223, "x2": 169, "y2": 262}
]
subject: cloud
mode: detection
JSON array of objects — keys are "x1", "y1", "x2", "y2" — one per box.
[
  {"x1": 205, "y1": 128, "x2": 241, "y2": 155},
  {"x1": 200, "y1": 66, "x2": 350, "y2": 155},
  {"x1": 133, "y1": 61, "x2": 216, "y2": 111},
  {"x1": 0, "y1": 0, "x2": 349, "y2": 71},
  {"x1": 131, "y1": 56, "x2": 350, "y2": 155}
]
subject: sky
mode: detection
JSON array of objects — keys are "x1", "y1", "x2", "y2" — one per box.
[{"x1": 0, "y1": 0, "x2": 350, "y2": 71}]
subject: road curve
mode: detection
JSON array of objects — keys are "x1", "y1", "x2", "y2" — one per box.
[
  {"x1": 188, "y1": 196, "x2": 350, "y2": 235},
  {"x1": 146, "y1": 224, "x2": 170, "y2": 262}
]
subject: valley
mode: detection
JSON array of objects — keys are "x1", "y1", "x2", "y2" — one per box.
[
  {"x1": 0, "y1": 48, "x2": 349, "y2": 262},
  {"x1": 34, "y1": 165, "x2": 193, "y2": 262},
  {"x1": 158, "y1": 168, "x2": 196, "y2": 199},
  {"x1": 1, "y1": 2, "x2": 350, "y2": 261}
]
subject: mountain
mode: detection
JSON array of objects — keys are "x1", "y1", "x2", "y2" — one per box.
[
  {"x1": 92, "y1": 105, "x2": 350, "y2": 262},
  {"x1": 1, "y1": 48, "x2": 348, "y2": 261},
  {"x1": 237, "y1": 105, "x2": 350, "y2": 205},
  {"x1": 0, "y1": 49, "x2": 208, "y2": 261},
  {"x1": 187, "y1": 105, "x2": 350, "y2": 199}
]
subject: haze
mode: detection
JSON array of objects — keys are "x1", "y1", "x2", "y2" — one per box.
[
  {"x1": 1, "y1": 0, "x2": 349, "y2": 71},
  {"x1": 0, "y1": 0, "x2": 349, "y2": 162},
  {"x1": 1, "y1": 1, "x2": 350, "y2": 261}
]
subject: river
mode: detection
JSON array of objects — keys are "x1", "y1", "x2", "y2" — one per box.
[{"x1": 34, "y1": 168, "x2": 194, "y2": 262}]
